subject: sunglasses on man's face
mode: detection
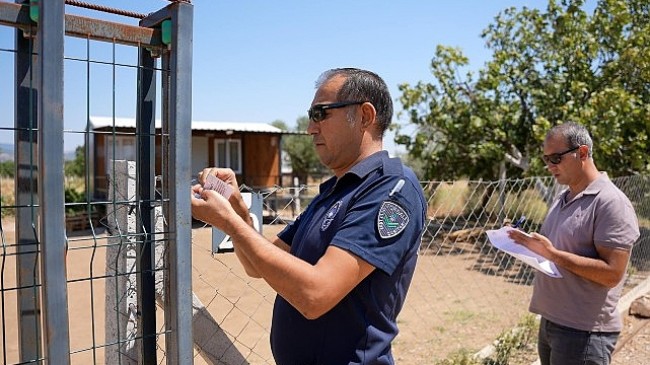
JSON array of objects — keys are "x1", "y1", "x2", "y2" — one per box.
[
  {"x1": 307, "y1": 101, "x2": 365, "y2": 123},
  {"x1": 542, "y1": 146, "x2": 580, "y2": 165}
]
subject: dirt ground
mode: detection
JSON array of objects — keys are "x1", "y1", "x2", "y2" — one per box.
[
  {"x1": 611, "y1": 314, "x2": 650, "y2": 365},
  {"x1": 0, "y1": 219, "x2": 647, "y2": 364}
]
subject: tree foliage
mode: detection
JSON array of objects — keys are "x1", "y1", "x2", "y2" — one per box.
[
  {"x1": 272, "y1": 117, "x2": 327, "y2": 184},
  {"x1": 64, "y1": 145, "x2": 85, "y2": 177},
  {"x1": 0, "y1": 160, "x2": 14, "y2": 178},
  {"x1": 396, "y1": 0, "x2": 649, "y2": 180}
]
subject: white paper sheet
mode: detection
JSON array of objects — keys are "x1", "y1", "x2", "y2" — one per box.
[{"x1": 486, "y1": 227, "x2": 562, "y2": 278}]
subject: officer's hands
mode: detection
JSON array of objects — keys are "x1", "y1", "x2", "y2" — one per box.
[
  {"x1": 191, "y1": 168, "x2": 238, "y2": 227},
  {"x1": 198, "y1": 168, "x2": 239, "y2": 194}
]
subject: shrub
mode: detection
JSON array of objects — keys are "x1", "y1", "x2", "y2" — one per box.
[
  {"x1": 433, "y1": 315, "x2": 538, "y2": 365},
  {"x1": 485, "y1": 188, "x2": 548, "y2": 227},
  {"x1": 428, "y1": 180, "x2": 471, "y2": 218},
  {"x1": 435, "y1": 350, "x2": 480, "y2": 365},
  {"x1": 484, "y1": 314, "x2": 537, "y2": 365},
  {"x1": 65, "y1": 186, "x2": 90, "y2": 215},
  {"x1": 0, "y1": 161, "x2": 14, "y2": 178}
]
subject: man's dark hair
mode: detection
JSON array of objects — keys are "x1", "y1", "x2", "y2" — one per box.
[{"x1": 316, "y1": 68, "x2": 393, "y2": 137}]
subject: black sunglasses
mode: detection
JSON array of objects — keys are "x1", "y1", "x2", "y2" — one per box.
[
  {"x1": 542, "y1": 146, "x2": 580, "y2": 164},
  {"x1": 307, "y1": 101, "x2": 365, "y2": 123}
]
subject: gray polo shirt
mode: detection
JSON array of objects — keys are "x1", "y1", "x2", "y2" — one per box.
[{"x1": 531, "y1": 173, "x2": 640, "y2": 332}]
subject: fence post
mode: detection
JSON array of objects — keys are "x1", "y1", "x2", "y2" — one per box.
[
  {"x1": 160, "y1": 2, "x2": 195, "y2": 363},
  {"x1": 293, "y1": 177, "x2": 301, "y2": 216},
  {"x1": 37, "y1": 0, "x2": 71, "y2": 363},
  {"x1": 136, "y1": 35, "x2": 158, "y2": 364},
  {"x1": 14, "y1": 8, "x2": 42, "y2": 362},
  {"x1": 105, "y1": 160, "x2": 139, "y2": 364},
  {"x1": 497, "y1": 161, "x2": 507, "y2": 223}
]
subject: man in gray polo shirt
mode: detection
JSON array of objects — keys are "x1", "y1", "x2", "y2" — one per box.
[{"x1": 508, "y1": 122, "x2": 640, "y2": 365}]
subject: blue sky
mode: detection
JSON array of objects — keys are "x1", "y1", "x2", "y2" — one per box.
[{"x1": 0, "y1": 0, "x2": 592, "y2": 154}]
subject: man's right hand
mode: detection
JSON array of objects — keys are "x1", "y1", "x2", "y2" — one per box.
[
  {"x1": 195, "y1": 167, "x2": 252, "y2": 226},
  {"x1": 197, "y1": 167, "x2": 239, "y2": 192}
]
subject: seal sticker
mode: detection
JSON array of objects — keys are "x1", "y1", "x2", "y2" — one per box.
[
  {"x1": 377, "y1": 201, "x2": 409, "y2": 239},
  {"x1": 321, "y1": 200, "x2": 343, "y2": 231}
]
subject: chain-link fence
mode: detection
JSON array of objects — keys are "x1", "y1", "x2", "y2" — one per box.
[
  {"x1": 404, "y1": 175, "x2": 649, "y2": 364},
  {"x1": 185, "y1": 175, "x2": 649, "y2": 365},
  {"x1": 2, "y1": 164, "x2": 647, "y2": 362}
]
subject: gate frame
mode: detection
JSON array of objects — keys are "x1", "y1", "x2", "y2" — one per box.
[{"x1": 1, "y1": 1, "x2": 194, "y2": 363}]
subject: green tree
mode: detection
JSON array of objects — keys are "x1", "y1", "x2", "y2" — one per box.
[
  {"x1": 272, "y1": 117, "x2": 327, "y2": 184},
  {"x1": 271, "y1": 119, "x2": 291, "y2": 133},
  {"x1": 0, "y1": 146, "x2": 14, "y2": 178},
  {"x1": 396, "y1": 0, "x2": 649, "y2": 180},
  {"x1": 0, "y1": 160, "x2": 14, "y2": 178},
  {"x1": 64, "y1": 145, "x2": 85, "y2": 177}
]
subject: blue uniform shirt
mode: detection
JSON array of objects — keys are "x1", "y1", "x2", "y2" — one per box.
[{"x1": 272, "y1": 151, "x2": 426, "y2": 365}]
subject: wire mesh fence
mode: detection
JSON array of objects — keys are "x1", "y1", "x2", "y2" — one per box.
[{"x1": 182, "y1": 174, "x2": 649, "y2": 365}]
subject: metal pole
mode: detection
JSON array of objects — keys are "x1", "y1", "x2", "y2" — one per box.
[
  {"x1": 14, "y1": 0, "x2": 41, "y2": 361},
  {"x1": 164, "y1": 2, "x2": 194, "y2": 363},
  {"x1": 136, "y1": 45, "x2": 158, "y2": 364},
  {"x1": 37, "y1": 0, "x2": 71, "y2": 363}
]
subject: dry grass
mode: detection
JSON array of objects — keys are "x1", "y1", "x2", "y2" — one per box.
[
  {"x1": 484, "y1": 188, "x2": 548, "y2": 225},
  {"x1": 1, "y1": 177, "x2": 15, "y2": 217},
  {"x1": 425, "y1": 181, "x2": 549, "y2": 225},
  {"x1": 427, "y1": 180, "x2": 471, "y2": 218},
  {"x1": 1, "y1": 176, "x2": 86, "y2": 217}
]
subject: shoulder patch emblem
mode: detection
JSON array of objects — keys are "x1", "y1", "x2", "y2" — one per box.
[
  {"x1": 377, "y1": 201, "x2": 410, "y2": 239},
  {"x1": 321, "y1": 200, "x2": 343, "y2": 231}
]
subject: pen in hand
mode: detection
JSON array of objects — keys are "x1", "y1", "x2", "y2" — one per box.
[{"x1": 512, "y1": 215, "x2": 526, "y2": 229}]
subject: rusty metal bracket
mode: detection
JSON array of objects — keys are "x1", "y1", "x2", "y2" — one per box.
[{"x1": 0, "y1": 2, "x2": 164, "y2": 52}]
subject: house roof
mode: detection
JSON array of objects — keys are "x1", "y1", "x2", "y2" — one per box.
[{"x1": 89, "y1": 116, "x2": 296, "y2": 134}]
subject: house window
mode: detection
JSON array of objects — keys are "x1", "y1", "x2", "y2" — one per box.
[
  {"x1": 105, "y1": 135, "x2": 136, "y2": 172},
  {"x1": 214, "y1": 139, "x2": 242, "y2": 173}
]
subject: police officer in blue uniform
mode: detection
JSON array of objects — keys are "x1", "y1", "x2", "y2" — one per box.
[{"x1": 191, "y1": 68, "x2": 427, "y2": 365}]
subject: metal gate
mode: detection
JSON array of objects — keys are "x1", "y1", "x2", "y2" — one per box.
[{"x1": 0, "y1": 1, "x2": 194, "y2": 363}]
